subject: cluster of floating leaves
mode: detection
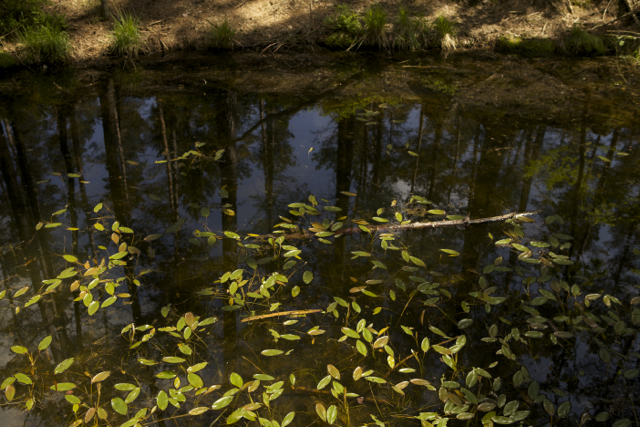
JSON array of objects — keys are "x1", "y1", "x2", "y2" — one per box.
[{"x1": 1, "y1": 188, "x2": 639, "y2": 427}]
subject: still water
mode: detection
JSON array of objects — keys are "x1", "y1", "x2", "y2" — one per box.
[{"x1": 0, "y1": 57, "x2": 639, "y2": 427}]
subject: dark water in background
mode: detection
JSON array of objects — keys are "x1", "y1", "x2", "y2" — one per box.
[{"x1": 0, "y1": 58, "x2": 639, "y2": 427}]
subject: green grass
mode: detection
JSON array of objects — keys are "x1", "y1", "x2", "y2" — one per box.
[
  {"x1": 209, "y1": 20, "x2": 236, "y2": 50},
  {"x1": 393, "y1": 7, "x2": 421, "y2": 51},
  {"x1": 433, "y1": 15, "x2": 456, "y2": 51},
  {"x1": 565, "y1": 26, "x2": 605, "y2": 56},
  {"x1": 112, "y1": 12, "x2": 141, "y2": 58},
  {"x1": 361, "y1": 5, "x2": 389, "y2": 51},
  {"x1": 18, "y1": 19, "x2": 71, "y2": 64}
]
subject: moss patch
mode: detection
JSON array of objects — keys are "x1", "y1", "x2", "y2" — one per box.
[
  {"x1": 0, "y1": 52, "x2": 17, "y2": 68},
  {"x1": 497, "y1": 36, "x2": 556, "y2": 57}
]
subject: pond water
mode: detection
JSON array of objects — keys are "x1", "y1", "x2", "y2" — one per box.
[{"x1": 0, "y1": 57, "x2": 639, "y2": 427}]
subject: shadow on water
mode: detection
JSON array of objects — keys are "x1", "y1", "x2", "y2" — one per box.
[{"x1": 0, "y1": 57, "x2": 639, "y2": 427}]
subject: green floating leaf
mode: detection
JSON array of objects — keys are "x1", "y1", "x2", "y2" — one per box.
[
  {"x1": 162, "y1": 356, "x2": 186, "y2": 364},
  {"x1": 261, "y1": 349, "x2": 284, "y2": 356},
  {"x1": 327, "y1": 405, "x2": 338, "y2": 425},
  {"x1": 54, "y1": 358, "x2": 74, "y2": 374},
  {"x1": 111, "y1": 397, "x2": 128, "y2": 415},
  {"x1": 38, "y1": 335, "x2": 52, "y2": 351},
  {"x1": 50, "y1": 382, "x2": 75, "y2": 391},
  {"x1": 14, "y1": 373, "x2": 32, "y2": 385},
  {"x1": 156, "y1": 371, "x2": 176, "y2": 379},
  {"x1": 303, "y1": 271, "x2": 314, "y2": 284},
  {"x1": 11, "y1": 346, "x2": 28, "y2": 355},
  {"x1": 440, "y1": 249, "x2": 460, "y2": 256},
  {"x1": 157, "y1": 391, "x2": 168, "y2": 411},
  {"x1": 212, "y1": 396, "x2": 233, "y2": 410}
]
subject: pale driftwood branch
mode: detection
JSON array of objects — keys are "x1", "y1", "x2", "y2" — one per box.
[
  {"x1": 280, "y1": 210, "x2": 542, "y2": 240},
  {"x1": 241, "y1": 309, "x2": 322, "y2": 323}
]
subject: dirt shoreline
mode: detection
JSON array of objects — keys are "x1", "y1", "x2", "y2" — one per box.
[{"x1": 1, "y1": 0, "x2": 639, "y2": 74}]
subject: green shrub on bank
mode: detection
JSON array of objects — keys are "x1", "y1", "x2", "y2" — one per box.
[
  {"x1": 565, "y1": 26, "x2": 605, "y2": 56},
  {"x1": 324, "y1": 5, "x2": 361, "y2": 49},
  {"x1": 0, "y1": 0, "x2": 49, "y2": 36},
  {"x1": 209, "y1": 20, "x2": 236, "y2": 50},
  {"x1": 18, "y1": 19, "x2": 71, "y2": 64},
  {"x1": 112, "y1": 12, "x2": 141, "y2": 58}
]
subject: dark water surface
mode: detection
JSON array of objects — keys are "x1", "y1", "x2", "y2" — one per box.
[{"x1": 0, "y1": 57, "x2": 639, "y2": 427}]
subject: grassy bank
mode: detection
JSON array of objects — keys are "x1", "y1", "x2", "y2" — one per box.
[{"x1": 1, "y1": 0, "x2": 639, "y2": 71}]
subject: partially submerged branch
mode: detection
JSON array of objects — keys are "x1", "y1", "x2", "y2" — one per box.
[{"x1": 281, "y1": 210, "x2": 542, "y2": 240}]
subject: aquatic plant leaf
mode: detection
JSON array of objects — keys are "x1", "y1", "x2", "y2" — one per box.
[
  {"x1": 303, "y1": 271, "x2": 313, "y2": 284},
  {"x1": 188, "y1": 373, "x2": 204, "y2": 388},
  {"x1": 373, "y1": 336, "x2": 388, "y2": 348},
  {"x1": 317, "y1": 375, "x2": 332, "y2": 390},
  {"x1": 125, "y1": 388, "x2": 140, "y2": 403},
  {"x1": 316, "y1": 403, "x2": 327, "y2": 422},
  {"x1": 115, "y1": 383, "x2": 137, "y2": 391},
  {"x1": 253, "y1": 374, "x2": 274, "y2": 381},
  {"x1": 327, "y1": 365, "x2": 340, "y2": 380},
  {"x1": 492, "y1": 416, "x2": 515, "y2": 424},
  {"x1": 261, "y1": 349, "x2": 284, "y2": 356},
  {"x1": 88, "y1": 301, "x2": 100, "y2": 316},
  {"x1": 163, "y1": 357, "x2": 186, "y2": 364},
  {"x1": 189, "y1": 407, "x2": 209, "y2": 416},
  {"x1": 326, "y1": 405, "x2": 337, "y2": 425},
  {"x1": 557, "y1": 401, "x2": 571, "y2": 417},
  {"x1": 11, "y1": 346, "x2": 28, "y2": 355},
  {"x1": 282, "y1": 411, "x2": 295, "y2": 427},
  {"x1": 230, "y1": 373, "x2": 243, "y2": 388},
  {"x1": 54, "y1": 358, "x2": 74, "y2": 374},
  {"x1": 91, "y1": 371, "x2": 111, "y2": 384},
  {"x1": 50, "y1": 382, "x2": 75, "y2": 391},
  {"x1": 156, "y1": 371, "x2": 176, "y2": 379},
  {"x1": 212, "y1": 396, "x2": 233, "y2": 410},
  {"x1": 188, "y1": 362, "x2": 208, "y2": 373},
  {"x1": 112, "y1": 398, "x2": 127, "y2": 415},
  {"x1": 440, "y1": 249, "x2": 460, "y2": 256},
  {"x1": 5, "y1": 385, "x2": 15, "y2": 401}
]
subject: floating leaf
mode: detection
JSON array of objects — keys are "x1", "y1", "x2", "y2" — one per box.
[
  {"x1": 54, "y1": 358, "x2": 74, "y2": 374},
  {"x1": 303, "y1": 271, "x2": 314, "y2": 284},
  {"x1": 50, "y1": 382, "x2": 75, "y2": 391},
  {"x1": 11, "y1": 346, "x2": 28, "y2": 355},
  {"x1": 38, "y1": 336, "x2": 52, "y2": 351},
  {"x1": 162, "y1": 356, "x2": 186, "y2": 364},
  {"x1": 112, "y1": 398, "x2": 128, "y2": 415},
  {"x1": 327, "y1": 405, "x2": 337, "y2": 425},
  {"x1": 316, "y1": 403, "x2": 327, "y2": 422},
  {"x1": 261, "y1": 349, "x2": 284, "y2": 356},
  {"x1": 91, "y1": 371, "x2": 111, "y2": 384}
]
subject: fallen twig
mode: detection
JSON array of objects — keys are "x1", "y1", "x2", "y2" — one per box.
[{"x1": 241, "y1": 309, "x2": 322, "y2": 323}]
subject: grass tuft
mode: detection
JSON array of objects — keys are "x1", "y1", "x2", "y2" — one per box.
[
  {"x1": 112, "y1": 12, "x2": 141, "y2": 58},
  {"x1": 209, "y1": 20, "x2": 236, "y2": 50},
  {"x1": 360, "y1": 5, "x2": 389, "y2": 51},
  {"x1": 393, "y1": 7, "x2": 421, "y2": 51},
  {"x1": 18, "y1": 18, "x2": 71, "y2": 64},
  {"x1": 433, "y1": 15, "x2": 456, "y2": 51}
]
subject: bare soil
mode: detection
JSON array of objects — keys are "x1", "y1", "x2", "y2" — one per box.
[{"x1": 2, "y1": 0, "x2": 639, "y2": 67}]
